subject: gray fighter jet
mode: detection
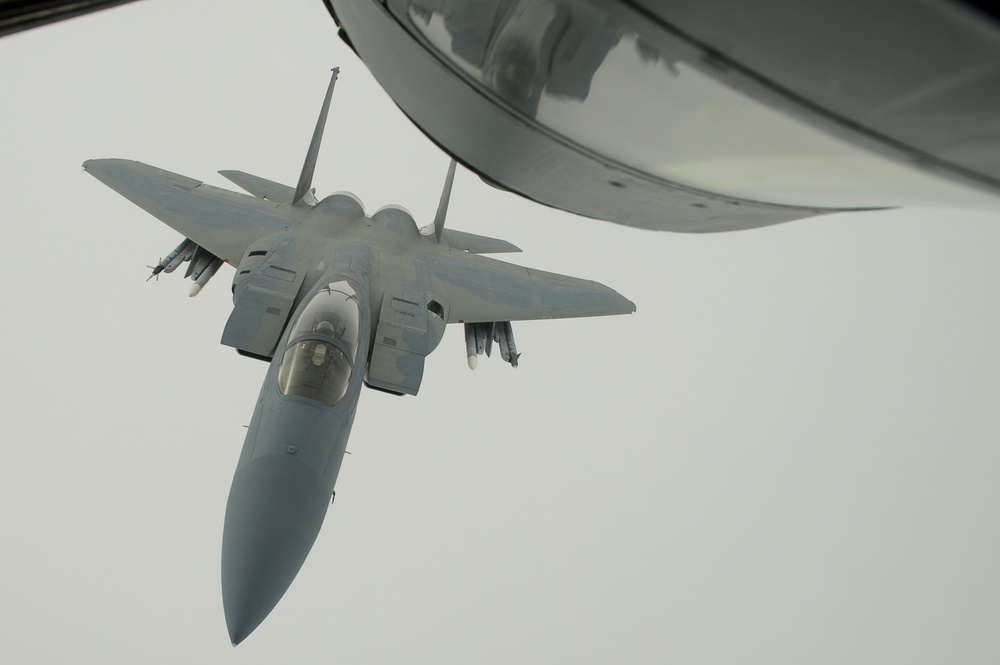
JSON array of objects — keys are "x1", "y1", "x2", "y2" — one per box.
[{"x1": 83, "y1": 68, "x2": 634, "y2": 645}]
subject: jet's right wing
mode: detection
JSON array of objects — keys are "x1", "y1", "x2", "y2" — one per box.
[
  {"x1": 424, "y1": 250, "x2": 636, "y2": 323},
  {"x1": 84, "y1": 159, "x2": 295, "y2": 265}
]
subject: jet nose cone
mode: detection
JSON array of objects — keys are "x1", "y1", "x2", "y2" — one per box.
[{"x1": 222, "y1": 454, "x2": 330, "y2": 645}]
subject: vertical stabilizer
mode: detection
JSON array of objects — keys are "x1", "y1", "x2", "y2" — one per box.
[
  {"x1": 293, "y1": 67, "x2": 340, "y2": 206},
  {"x1": 432, "y1": 159, "x2": 457, "y2": 242}
]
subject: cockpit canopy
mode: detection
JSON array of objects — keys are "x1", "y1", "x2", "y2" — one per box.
[{"x1": 277, "y1": 280, "x2": 361, "y2": 407}]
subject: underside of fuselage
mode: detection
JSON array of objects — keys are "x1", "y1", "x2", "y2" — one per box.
[{"x1": 327, "y1": 0, "x2": 1000, "y2": 229}]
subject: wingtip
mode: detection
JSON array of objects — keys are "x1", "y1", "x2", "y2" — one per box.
[{"x1": 80, "y1": 158, "x2": 130, "y2": 174}]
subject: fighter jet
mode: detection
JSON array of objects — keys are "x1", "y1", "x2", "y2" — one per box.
[{"x1": 83, "y1": 68, "x2": 634, "y2": 645}]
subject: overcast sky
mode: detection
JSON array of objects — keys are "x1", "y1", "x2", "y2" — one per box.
[{"x1": 1, "y1": 1, "x2": 999, "y2": 662}]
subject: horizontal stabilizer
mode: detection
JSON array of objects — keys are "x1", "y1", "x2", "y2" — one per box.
[
  {"x1": 441, "y1": 229, "x2": 521, "y2": 254},
  {"x1": 219, "y1": 171, "x2": 296, "y2": 204}
]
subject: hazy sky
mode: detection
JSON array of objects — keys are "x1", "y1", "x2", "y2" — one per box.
[{"x1": 2, "y1": 1, "x2": 999, "y2": 662}]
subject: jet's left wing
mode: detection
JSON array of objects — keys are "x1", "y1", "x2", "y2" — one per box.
[
  {"x1": 84, "y1": 159, "x2": 295, "y2": 265},
  {"x1": 423, "y1": 250, "x2": 635, "y2": 323},
  {"x1": 217, "y1": 170, "x2": 297, "y2": 205}
]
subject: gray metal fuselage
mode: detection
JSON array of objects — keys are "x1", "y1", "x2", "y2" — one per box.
[
  {"x1": 84, "y1": 69, "x2": 634, "y2": 645},
  {"x1": 221, "y1": 197, "x2": 445, "y2": 642},
  {"x1": 222, "y1": 282, "x2": 367, "y2": 642}
]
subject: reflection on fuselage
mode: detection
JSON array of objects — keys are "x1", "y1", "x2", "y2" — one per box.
[{"x1": 405, "y1": 0, "x2": 998, "y2": 208}]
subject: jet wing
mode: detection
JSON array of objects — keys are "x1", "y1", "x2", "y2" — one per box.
[
  {"x1": 424, "y1": 251, "x2": 635, "y2": 323},
  {"x1": 217, "y1": 170, "x2": 296, "y2": 205},
  {"x1": 83, "y1": 159, "x2": 294, "y2": 265}
]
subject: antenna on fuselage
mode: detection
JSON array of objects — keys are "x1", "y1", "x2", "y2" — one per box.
[
  {"x1": 432, "y1": 159, "x2": 457, "y2": 242},
  {"x1": 293, "y1": 67, "x2": 340, "y2": 206}
]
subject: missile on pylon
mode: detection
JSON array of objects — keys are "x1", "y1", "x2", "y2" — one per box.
[
  {"x1": 164, "y1": 238, "x2": 195, "y2": 273},
  {"x1": 464, "y1": 321, "x2": 519, "y2": 368},
  {"x1": 483, "y1": 321, "x2": 495, "y2": 358},
  {"x1": 464, "y1": 322, "x2": 478, "y2": 369},
  {"x1": 185, "y1": 246, "x2": 212, "y2": 279},
  {"x1": 495, "y1": 321, "x2": 519, "y2": 368},
  {"x1": 189, "y1": 256, "x2": 224, "y2": 297},
  {"x1": 148, "y1": 238, "x2": 194, "y2": 281}
]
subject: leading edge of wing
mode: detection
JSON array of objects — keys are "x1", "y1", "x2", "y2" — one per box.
[
  {"x1": 83, "y1": 159, "x2": 295, "y2": 265},
  {"x1": 427, "y1": 251, "x2": 636, "y2": 323}
]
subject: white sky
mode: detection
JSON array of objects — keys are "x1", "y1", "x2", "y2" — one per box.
[{"x1": 1, "y1": 1, "x2": 999, "y2": 662}]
